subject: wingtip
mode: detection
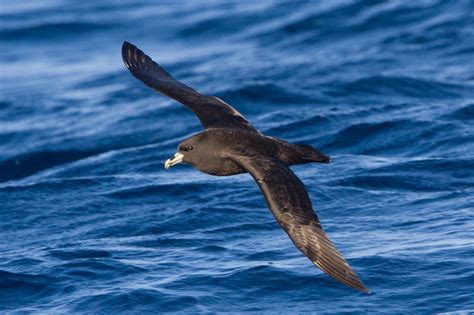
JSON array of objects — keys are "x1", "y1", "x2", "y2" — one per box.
[
  {"x1": 338, "y1": 275, "x2": 370, "y2": 294},
  {"x1": 348, "y1": 274, "x2": 370, "y2": 294},
  {"x1": 121, "y1": 41, "x2": 134, "y2": 68},
  {"x1": 344, "y1": 273, "x2": 370, "y2": 294},
  {"x1": 313, "y1": 253, "x2": 369, "y2": 294},
  {"x1": 122, "y1": 41, "x2": 131, "y2": 52},
  {"x1": 328, "y1": 267, "x2": 370, "y2": 293},
  {"x1": 357, "y1": 283, "x2": 371, "y2": 294},
  {"x1": 121, "y1": 41, "x2": 144, "y2": 71}
]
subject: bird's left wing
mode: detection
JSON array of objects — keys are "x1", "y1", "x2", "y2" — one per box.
[
  {"x1": 122, "y1": 41, "x2": 258, "y2": 132},
  {"x1": 229, "y1": 155, "x2": 369, "y2": 293}
]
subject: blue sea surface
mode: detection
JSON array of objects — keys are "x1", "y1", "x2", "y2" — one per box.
[{"x1": 1, "y1": 0, "x2": 474, "y2": 313}]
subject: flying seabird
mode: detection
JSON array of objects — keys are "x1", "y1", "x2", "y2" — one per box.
[{"x1": 121, "y1": 41, "x2": 369, "y2": 293}]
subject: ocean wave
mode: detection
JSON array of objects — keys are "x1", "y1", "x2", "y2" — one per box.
[
  {"x1": 325, "y1": 76, "x2": 465, "y2": 99},
  {"x1": 0, "y1": 21, "x2": 116, "y2": 41},
  {"x1": 0, "y1": 150, "x2": 102, "y2": 183},
  {"x1": 1, "y1": 0, "x2": 473, "y2": 313}
]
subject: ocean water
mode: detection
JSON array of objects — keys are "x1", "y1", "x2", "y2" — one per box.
[{"x1": 1, "y1": 0, "x2": 474, "y2": 313}]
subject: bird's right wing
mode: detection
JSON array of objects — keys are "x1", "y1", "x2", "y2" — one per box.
[
  {"x1": 122, "y1": 41, "x2": 258, "y2": 132},
  {"x1": 229, "y1": 155, "x2": 369, "y2": 293}
]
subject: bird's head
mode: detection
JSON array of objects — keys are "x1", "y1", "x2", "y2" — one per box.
[{"x1": 164, "y1": 133, "x2": 210, "y2": 170}]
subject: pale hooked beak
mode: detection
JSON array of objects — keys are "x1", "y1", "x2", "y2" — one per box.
[{"x1": 164, "y1": 152, "x2": 184, "y2": 170}]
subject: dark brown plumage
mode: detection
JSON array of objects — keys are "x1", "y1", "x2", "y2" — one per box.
[{"x1": 122, "y1": 41, "x2": 369, "y2": 293}]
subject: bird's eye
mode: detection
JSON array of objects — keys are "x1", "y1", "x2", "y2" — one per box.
[{"x1": 184, "y1": 145, "x2": 193, "y2": 152}]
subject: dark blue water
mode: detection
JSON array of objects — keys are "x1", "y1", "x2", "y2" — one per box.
[{"x1": 1, "y1": 1, "x2": 474, "y2": 313}]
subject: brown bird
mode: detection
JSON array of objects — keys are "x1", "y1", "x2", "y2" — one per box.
[{"x1": 122, "y1": 41, "x2": 369, "y2": 293}]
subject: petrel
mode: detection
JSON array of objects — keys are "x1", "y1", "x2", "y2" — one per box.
[{"x1": 122, "y1": 41, "x2": 369, "y2": 293}]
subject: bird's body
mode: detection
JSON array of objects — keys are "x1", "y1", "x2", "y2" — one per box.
[
  {"x1": 122, "y1": 41, "x2": 369, "y2": 293},
  {"x1": 181, "y1": 128, "x2": 329, "y2": 176}
]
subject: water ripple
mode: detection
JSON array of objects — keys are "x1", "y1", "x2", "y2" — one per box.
[{"x1": 1, "y1": 0, "x2": 473, "y2": 313}]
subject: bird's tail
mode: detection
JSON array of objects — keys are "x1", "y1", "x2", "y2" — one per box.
[{"x1": 297, "y1": 144, "x2": 331, "y2": 163}]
